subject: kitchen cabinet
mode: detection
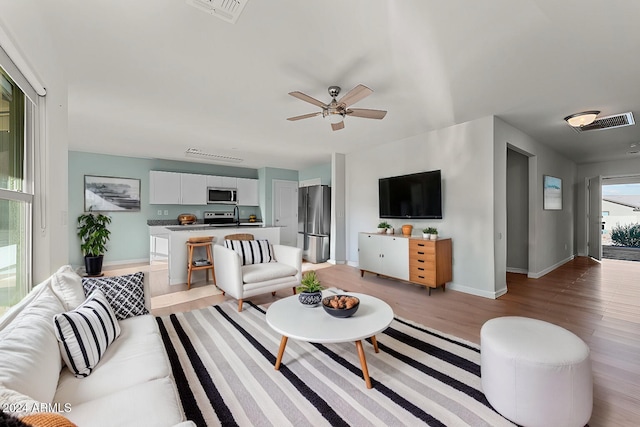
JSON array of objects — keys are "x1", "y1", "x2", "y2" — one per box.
[
  {"x1": 180, "y1": 173, "x2": 207, "y2": 205},
  {"x1": 236, "y1": 178, "x2": 259, "y2": 206},
  {"x1": 149, "y1": 171, "x2": 181, "y2": 204},
  {"x1": 358, "y1": 233, "x2": 409, "y2": 281},
  {"x1": 206, "y1": 175, "x2": 237, "y2": 189}
]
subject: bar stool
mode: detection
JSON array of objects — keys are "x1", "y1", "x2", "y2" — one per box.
[{"x1": 186, "y1": 236, "x2": 215, "y2": 289}]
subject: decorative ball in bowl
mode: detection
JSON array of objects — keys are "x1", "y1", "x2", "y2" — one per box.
[{"x1": 322, "y1": 295, "x2": 360, "y2": 318}]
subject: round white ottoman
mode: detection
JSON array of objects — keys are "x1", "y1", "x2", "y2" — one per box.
[{"x1": 480, "y1": 316, "x2": 592, "y2": 427}]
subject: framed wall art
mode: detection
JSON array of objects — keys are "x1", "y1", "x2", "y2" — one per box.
[
  {"x1": 543, "y1": 175, "x2": 562, "y2": 210},
  {"x1": 84, "y1": 175, "x2": 141, "y2": 212}
]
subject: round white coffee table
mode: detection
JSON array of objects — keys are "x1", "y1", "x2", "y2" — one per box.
[{"x1": 266, "y1": 290, "x2": 393, "y2": 389}]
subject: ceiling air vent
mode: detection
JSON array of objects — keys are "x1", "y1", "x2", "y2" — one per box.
[
  {"x1": 186, "y1": 0, "x2": 248, "y2": 24},
  {"x1": 185, "y1": 148, "x2": 244, "y2": 163},
  {"x1": 571, "y1": 112, "x2": 635, "y2": 133}
]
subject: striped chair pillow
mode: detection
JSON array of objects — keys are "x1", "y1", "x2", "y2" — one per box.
[
  {"x1": 224, "y1": 239, "x2": 274, "y2": 265},
  {"x1": 53, "y1": 289, "x2": 120, "y2": 378}
]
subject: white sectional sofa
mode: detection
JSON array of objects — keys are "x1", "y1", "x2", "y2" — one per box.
[{"x1": 0, "y1": 265, "x2": 194, "y2": 427}]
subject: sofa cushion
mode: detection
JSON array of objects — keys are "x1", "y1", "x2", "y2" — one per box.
[
  {"x1": 224, "y1": 239, "x2": 273, "y2": 265},
  {"x1": 241, "y1": 262, "x2": 298, "y2": 284},
  {"x1": 51, "y1": 265, "x2": 86, "y2": 311},
  {"x1": 60, "y1": 377, "x2": 185, "y2": 427},
  {"x1": 54, "y1": 315, "x2": 170, "y2": 406},
  {"x1": 0, "y1": 284, "x2": 64, "y2": 404},
  {"x1": 53, "y1": 290, "x2": 121, "y2": 378},
  {"x1": 82, "y1": 272, "x2": 148, "y2": 320}
]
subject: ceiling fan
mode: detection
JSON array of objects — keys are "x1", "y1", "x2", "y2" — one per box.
[{"x1": 287, "y1": 84, "x2": 387, "y2": 131}]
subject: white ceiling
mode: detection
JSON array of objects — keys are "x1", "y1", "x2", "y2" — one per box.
[{"x1": 18, "y1": 0, "x2": 640, "y2": 170}]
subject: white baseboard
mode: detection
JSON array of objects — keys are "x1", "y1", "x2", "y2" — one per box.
[
  {"x1": 447, "y1": 283, "x2": 506, "y2": 299},
  {"x1": 528, "y1": 255, "x2": 575, "y2": 279},
  {"x1": 506, "y1": 267, "x2": 528, "y2": 274}
]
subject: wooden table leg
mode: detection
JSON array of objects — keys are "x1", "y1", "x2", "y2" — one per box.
[
  {"x1": 274, "y1": 336, "x2": 288, "y2": 370},
  {"x1": 371, "y1": 335, "x2": 379, "y2": 353},
  {"x1": 355, "y1": 340, "x2": 372, "y2": 389}
]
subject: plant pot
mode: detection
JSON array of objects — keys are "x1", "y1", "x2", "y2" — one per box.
[
  {"x1": 430, "y1": 234, "x2": 438, "y2": 240},
  {"x1": 377, "y1": 227, "x2": 386, "y2": 234},
  {"x1": 298, "y1": 291, "x2": 322, "y2": 307},
  {"x1": 422, "y1": 233, "x2": 430, "y2": 239},
  {"x1": 402, "y1": 224, "x2": 413, "y2": 236},
  {"x1": 386, "y1": 228, "x2": 394, "y2": 234},
  {"x1": 84, "y1": 255, "x2": 104, "y2": 276}
]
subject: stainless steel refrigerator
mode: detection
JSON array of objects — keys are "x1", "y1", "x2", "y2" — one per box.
[{"x1": 298, "y1": 185, "x2": 331, "y2": 263}]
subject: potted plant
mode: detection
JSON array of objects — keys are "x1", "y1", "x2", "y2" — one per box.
[
  {"x1": 429, "y1": 227, "x2": 438, "y2": 240},
  {"x1": 377, "y1": 221, "x2": 391, "y2": 234},
  {"x1": 77, "y1": 213, "x2": 112, "y2": 276},
  {"x1": 297, "y1": 270, "x2": 324, "y2": 307},
  {"x1": 422, "y1": 227, "x2": 437, "y2": 239}
]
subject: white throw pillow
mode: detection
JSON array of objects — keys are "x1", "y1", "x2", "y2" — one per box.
[
  {"x1": 82, "y1": 272, "x2": 148, "y2": 320},
  {"x1": 51, "y1": 265, "x2": 86, "y2": 311},
  {"x1": 0, "y1": 285, "x2": 65, "y2": 404},
  {"x1": 224, "y1": 239, "x2": 273, "y2": 265},
  {"x1": 53, "y1": 290, "x2": 121, "y2": 378}
]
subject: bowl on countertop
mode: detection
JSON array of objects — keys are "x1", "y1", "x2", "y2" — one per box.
[{"x1": 322, "y1": 295, "x2": 360, "y2": 318}]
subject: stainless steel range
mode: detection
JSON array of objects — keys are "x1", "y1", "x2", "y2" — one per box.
[{"x1": 203, "y1": 211, "x2": 237, "y2": 226}]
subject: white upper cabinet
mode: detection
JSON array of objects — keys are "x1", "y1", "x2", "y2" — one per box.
[
  {"x1": 149, "y1": 171, "x2": 181, "y2": 204},
  {"x1": 236, "y1": 178, "x2": 259, "y2": 206},
  {"x1": 180, "y1": 173, "x2": 207, "y2": 205},
  {"x1": 151, "y1": 171, "x2": 248, "y2": 205},
  {"x1": 207, "y1": 175, "x2": 237, "y2": 189}
]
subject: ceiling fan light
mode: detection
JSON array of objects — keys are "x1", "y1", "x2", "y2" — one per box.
[
  {"x1": 564, "y1": 111, "x2": 600, "y2": 127},
  {"x1": 327, "y1": 112, "x2": 344, "y2": 124}
]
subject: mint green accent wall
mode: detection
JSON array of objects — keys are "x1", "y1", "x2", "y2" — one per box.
[
  {"x1": 258, "y1": 167, "x2": 298, "y2": 225},
  {"x1": 299, "y1": 163, "x2": 332, "y2": 185},
  {"x1": 68, "y1": 151, "x2": 259, "y2": 267}
]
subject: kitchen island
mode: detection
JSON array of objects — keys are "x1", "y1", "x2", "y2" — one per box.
[{"x1": 152, "y1": 225, "x2": 281, "y2": 286}]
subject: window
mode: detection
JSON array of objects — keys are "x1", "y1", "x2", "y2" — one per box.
[{"x1": 0, "y1": 66, "x2": 32, "y2": 316}]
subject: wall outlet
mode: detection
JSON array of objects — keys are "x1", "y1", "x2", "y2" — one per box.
[
  {"x1": 163, "y1": 210, "x2": 168, "y2": 215},
  {"x1": 157, "y1": 210, "x2": 162, "y2": 215}
]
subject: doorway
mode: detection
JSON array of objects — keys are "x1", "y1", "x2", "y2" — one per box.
[
  {"x1": 600, "y1": 177, "x2": 640, "y2": 262},
  {"x1": 506, "y1": 148, "x2": 530, "y2": 274},
  {"x1": 272, "y1": 180, "x2": 298, "y2": 247}
]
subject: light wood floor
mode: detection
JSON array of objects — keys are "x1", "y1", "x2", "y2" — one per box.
[{"x1": 147, "y1": 257, "x2": 639, "y2": 427}]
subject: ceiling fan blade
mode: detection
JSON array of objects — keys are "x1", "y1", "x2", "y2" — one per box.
[
  {"x1": 337, "y1": 84, "x2": 373, "y2": 107},
  {"x1": 347, "y1": 108, "x2": 387, "y2": 120},
  {"x1": 288, "y1": 91, "x2": 327, "y2": 108},
  {"x1": 287, "y1": 112, "x2": 322, "y2": 121},
  {"x1": 331, "y1": 121, "x2": 345, "y2": 131}
]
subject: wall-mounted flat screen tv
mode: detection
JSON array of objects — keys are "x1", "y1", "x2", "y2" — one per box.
[{"x1": 379, "y1": 170, "x2": 442, "y2": 219}]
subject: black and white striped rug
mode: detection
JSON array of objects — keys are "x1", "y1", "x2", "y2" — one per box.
[{"x1": 156, "y1": 301, "x2": 514, "y2": 427}]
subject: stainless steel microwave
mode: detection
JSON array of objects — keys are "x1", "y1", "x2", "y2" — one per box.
[{"x1": 207, "y1": 187, "x2": 237, "y2": 204}]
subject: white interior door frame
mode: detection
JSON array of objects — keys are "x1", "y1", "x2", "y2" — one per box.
[{"x1": 588, "y1": 175, "x2": 602, "y2": 261}]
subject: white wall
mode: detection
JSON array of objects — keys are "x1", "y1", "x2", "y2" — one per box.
[
  {"x1": 346, "y1": 116, "x2": 499, "y2": 297},
  {"x1": 576, "y1": 158, "x2": 640, "y2": 255},
  {"x1": 0, "y1": 4, "x2": 69, "y2": 282}
]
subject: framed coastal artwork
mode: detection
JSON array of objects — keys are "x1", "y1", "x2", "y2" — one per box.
[
  {"x1": 84, "y1": 175, "x2": 141, "y2": 212},
  {"x1": 543, "y1": 175, "x2": 562, "y2": 210}
]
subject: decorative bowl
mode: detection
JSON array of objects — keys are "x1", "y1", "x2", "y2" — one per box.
[{"x1": 322, "y1": 295, "x2": 360, "y2": 318}]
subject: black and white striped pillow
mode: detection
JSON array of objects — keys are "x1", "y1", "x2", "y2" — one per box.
[
  {"x1": 82, "y1": 271, "x2": 147, "y2": 320},
  {"x1": 53, "y1": 289, "x2": 120, "y2": 378},
  {"x1": 224, "y1": 239, "x2": 274, "y2": 265}
]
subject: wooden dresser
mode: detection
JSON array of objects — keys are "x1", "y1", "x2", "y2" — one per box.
[{"x1": 408, "y1": 238, "x2": 452, "y2": 295}]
